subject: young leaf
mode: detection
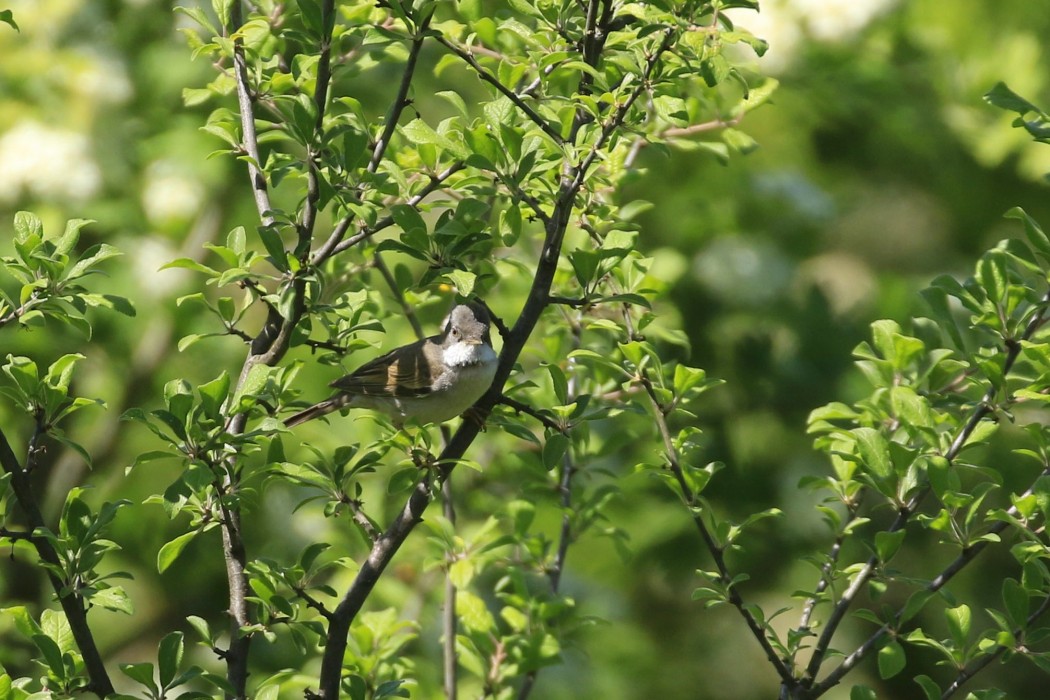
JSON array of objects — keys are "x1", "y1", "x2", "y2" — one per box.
[
  {"x1": 158, "y1": 531, "x2": 200, "y2": 573},
  {"x1": 877, "y1": 640, "x2": 906, "y2": 679}
]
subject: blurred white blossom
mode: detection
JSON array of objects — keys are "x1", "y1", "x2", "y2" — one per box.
[
  {"x1": 133, "y1": 235, "x2": 186, "y2": 298},
  {"x1": 796, "y1": 0, "x2": 897, "y2": 41},
  {"x1": 726, "y1": 2, "x2": 801, "y2": 74},
  {"x1": 727, "y1": 0, "x2": 898, "y2": 73},
  {"x1": 0, "y1": 121, "x2": 102, "y2": 204},
  {"x1": 68, "y1": 50, "x2": 133, "y2": 104},
  {"x1": 141, "y1": 161, "x2": 205, "y2": 226}
]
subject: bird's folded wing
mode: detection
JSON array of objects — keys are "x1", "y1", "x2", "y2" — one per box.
[{"x1": 330, "y1": 340, "x2": 435, "y2": 397}]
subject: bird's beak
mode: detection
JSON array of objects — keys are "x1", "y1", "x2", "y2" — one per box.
[{"x1": 465, "y1": 338, "x2": 482, "y2": 345}]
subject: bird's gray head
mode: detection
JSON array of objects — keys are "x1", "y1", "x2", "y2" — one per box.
[{"x1": 443, "y1": 303, "x2": 491, "y2": 347}]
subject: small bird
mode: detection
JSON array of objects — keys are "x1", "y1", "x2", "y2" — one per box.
[{"x1": 285, "y1": 302, "x2": 499, "y2": 428}]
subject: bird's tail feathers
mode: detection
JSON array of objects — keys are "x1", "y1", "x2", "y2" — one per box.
[{"x1": 284, "y1": 395, "x2": 351, "y2": 427}]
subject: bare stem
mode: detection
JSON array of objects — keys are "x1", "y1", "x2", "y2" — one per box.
[
  {"x1": 442, "y1": 478, "x2": 458, "y2": 700},
  {"x1": 229, "y1": 4, "x2": 273, "y2": 227},
  {"x1": 517, "y1": 316, "x2": 582, "y2": 700}
]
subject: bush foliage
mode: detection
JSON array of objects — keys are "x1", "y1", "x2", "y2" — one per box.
[{"x1": 2, "y1": 2, "x2": 1050, "y2": 700}]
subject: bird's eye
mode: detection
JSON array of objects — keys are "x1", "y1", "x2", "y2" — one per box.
[{"x1": 451, "y1": 328, "x2": 459, "y2": 336}]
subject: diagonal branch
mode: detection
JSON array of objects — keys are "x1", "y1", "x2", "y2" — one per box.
[
  {"x1": 639, "y1": 373, "x2": 795, "y2": 685},
  {"x1": 369, "y1": 13, "x2": 433, "y2": 174},
  {"x1": 434, "y1": 36, "x2": 565, "y2": 145}
]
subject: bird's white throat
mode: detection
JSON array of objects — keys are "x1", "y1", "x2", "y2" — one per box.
[{"x1": 443, "y1": 341, "x2": 496, "y2": 368}]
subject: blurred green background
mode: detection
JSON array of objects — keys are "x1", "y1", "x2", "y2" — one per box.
[{"x1": 1, "y1": 0, "x2": 1049, "y2": 698}]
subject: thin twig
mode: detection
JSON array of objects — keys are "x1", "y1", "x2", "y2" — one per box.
[
  {"x1": 341, "y1": 497, "x2": 379, "y2": 543},
  {"x1": 442, "y1": 478, "x2": 458, "y2": 700},
  {"x1": 639, "y1": 374, "x2": 795, "y2": 684},
  {"x1": 368, "y1": 13, "x2": 433, "y2": 174},
  {"x1": 294, "y1": 585, "x2": 335, "y2": 622},
  {"x1": 0, "y1": 526, "x2": 36, "y2": 542},
  {"x1": 517, "y1": 315, "x2": 582, "y2": 700},
  {"x1": 473, "y1": 299, "x2": 510, "y2": 340},
  {"x1": 499, "y1": 396, "x2": 564, "y2": 434},
  {"x1": 374, "y1": 252, "x2": 424, "y2": 339},
  {"x1": 808, "y1": 467, "x2": 1050, "y2": 697},
  {"x1": 941, "y1": 594, "x2": 1050, "y2": 699},
  {"x1": 317, "y1": 162, "x2": 466, "y2": 262},
  {"x1": 434, "y1": 36, "x2": 565, "y2": 145}
]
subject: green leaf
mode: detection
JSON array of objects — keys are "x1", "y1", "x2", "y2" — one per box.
[
  {"x1": 56, "y1": 218, "x2": 92, "y2": 256},
  {"x1": 45, "y1": 353, "x2": 84, "y2": 392},
  {"x1": 874, "y1": 530, "x2": 906, "y2": 563},
  {"x1": 946, "y1": 604, "x2": 971, "y2": 648},
  {"x1": 390, "y1": 203, "x2": 427, "y2": 239},
  {"x1": 900, "y1": 590, "x2": 935, "y2": 624},
  {"x1": 17, "y1": 309, "x2": 45, "y2": 327},
  {"x1": 449, "y1": 558, "x2": 474, "y2": 589},
  {"x1": 542, "y1": 433, "x2": 570, "y2": 470},
  {"x1": 86, "y1": 586, "x2": 134, "y2": 615},
  {"x1": 375, "y1": 680, "x2": 410, "y2": 699},
  {"x1": 387, "y1": 467, "x2": 421, "y2": 494},
  {"x1": 13, "y1": 211, "x2": 42, "y2": 243},
  {"x1": 32, "y1": 634, "x2": 65, "y2": 679},
  {"x1": 852, "y1": 428, "x2": 893, "y2": 480},
  {"x1": 81, "y1": 293, "x2": 137, "y2": 316},
  {"x1": 186, "y1": 615, "x2": 214, "y2": 645},
  {"x1": 158, "y1": 631, "x2": 184, "y2": 688},
  {"x1": 65, "y1": 243, "x2": 122, "y2": 280},
  {"x1": 162, "y1": 258, "x2": 220, "y2": 276},
  {"x1": 258, "y1": 225, "x2": 288, "y2": 268},
  {"x1": 976, "y1": 250, "x2": 1007, "y2": 304},
  {"x1": 914, "y1": 675, "x2": 941, "y2": 700},
  {"x1": 401, "y1": 118, "x2": 465, "y2": 157},
  {"x1": 1002, "y1": 578, "x2": 1029, "y2": 630},
  {"x1": 849, "y1": 685, "x2": 877, "y2": 700},
  {"x1": 877, "y1": 640, "x2": 906, "y2": 679},
  {"x1": 1004, "y1": 207, "x2": 1050, "y2": 261},
  {"x1": 445, "y1": 269, "x2": 476, "y2": 297},
  {"x1": 0, "y1": 10, "x2": 18, "y2": 31},
  {"x1": 158, "y1": 531, "x2": 199, "y2": 573},
  {"x1": 120, "y1": 662, "x2": 158, "y2": 693},
  {"x1": 456, "y1": 591, "x2": 495, "y2": 633},
  {"x1": 197, "y1": 371, "x2": 230, "y2": 419},
  {"x1": 984, "y1": 82, "x2": 1044, "y2": 116}
]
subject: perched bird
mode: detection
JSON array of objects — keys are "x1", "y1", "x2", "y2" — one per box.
[{"x1": 285, "y1": 302, "x2": 498, "y2": 428}]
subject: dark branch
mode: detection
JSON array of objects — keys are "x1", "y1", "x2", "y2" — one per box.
[
  {"x1": 369, "y1": 13, "x2": 433, "y2": 174},
  {"x1": 499, "y1": 396, "x2": 564, "y2": 434},
  {"x1": 0, "y1": 426, "x2": 115, "y2": 696}
]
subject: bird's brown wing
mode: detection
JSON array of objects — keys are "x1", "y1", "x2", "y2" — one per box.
[{"x1": 330, "y1": 338, "x2": 436, "y2": 397}]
